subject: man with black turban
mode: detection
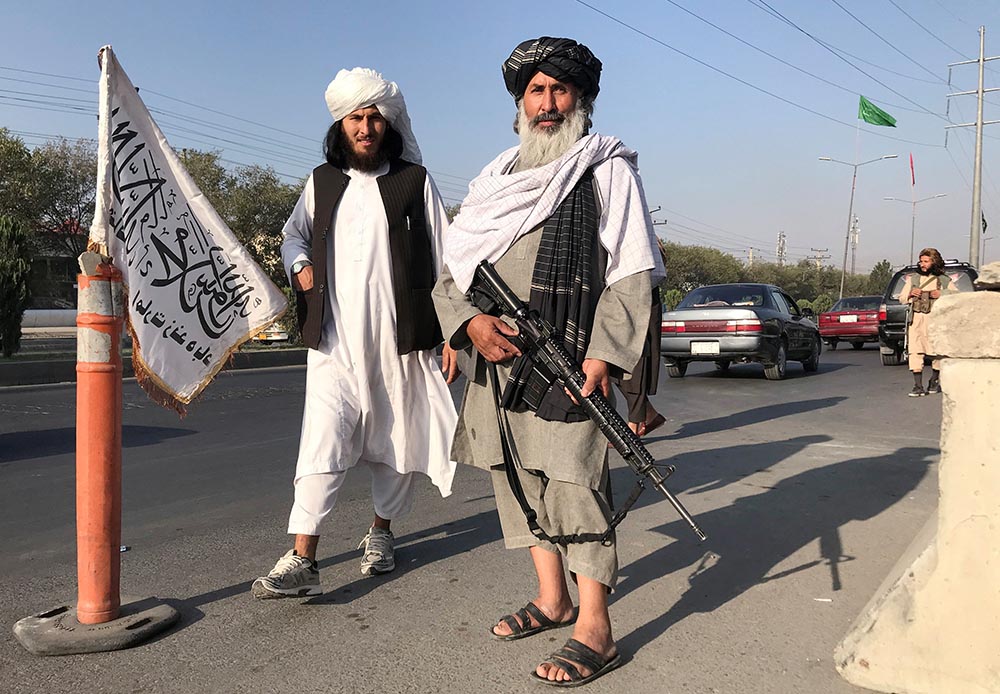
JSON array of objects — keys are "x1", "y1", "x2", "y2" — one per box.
[{"x1": 433, "y1": 37, "x2": 665, "y2": 686}]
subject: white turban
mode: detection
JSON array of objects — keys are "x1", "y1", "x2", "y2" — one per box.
[{"x1": 324, "y1": 67, "x2": 422, "y2": 164}]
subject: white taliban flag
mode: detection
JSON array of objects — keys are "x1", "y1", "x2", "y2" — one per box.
[{"x1": 89, "y1": 45, "x2": 287, "y2": 411}]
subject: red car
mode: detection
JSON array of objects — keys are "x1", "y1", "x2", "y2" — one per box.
[{"x1": 818, "y1": 295, "x2": 881, "y2": 350}]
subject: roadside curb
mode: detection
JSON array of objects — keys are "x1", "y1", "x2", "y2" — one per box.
[{"x1": 0, "y1": 349, "x2": 308, "y2": 388}]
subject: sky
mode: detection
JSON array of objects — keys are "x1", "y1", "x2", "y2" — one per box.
[{"x1": 3, "y1": 0, "x2": 1000, "y2": 272}]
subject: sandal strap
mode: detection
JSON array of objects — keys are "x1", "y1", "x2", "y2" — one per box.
[
  {"x1": 545, "y1": 654, "x2": 584, "y2": 681},
  {"x1": 522, "y1": 602, "x2": 555, "y2": 628},
  {"x1": 549, "y1": 638, "x2": 607, "y2": 675},
  {"x1": 500, "y1": 613, "x2": 524, "y2": 635}
]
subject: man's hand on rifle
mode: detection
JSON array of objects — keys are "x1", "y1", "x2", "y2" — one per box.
[
  {"x1": 910, "y1": 287, "x2": 922, "y2": 298},
  {"x1": 466, "y1": 314, "x2": 522, "y2": 363},
  {"x1": 567, "y1": 358, "x2": 610, "y2": 404}
]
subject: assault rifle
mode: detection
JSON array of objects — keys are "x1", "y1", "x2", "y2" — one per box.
[{"x1": 469, "y1": 260, "x2": 707, "y2": 542}]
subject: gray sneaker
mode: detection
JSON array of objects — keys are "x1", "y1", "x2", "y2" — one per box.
[
  {"x1": 251, "y1": 550, "x2": 321, "y2": 599},
  {"x1": 358, "y1": 526, "x2": 395, "y2": 576}
]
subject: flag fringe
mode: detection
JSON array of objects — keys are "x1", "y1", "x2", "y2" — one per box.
[{"x1": 121, "y1": 285, "x2": 288, "y2": 417}]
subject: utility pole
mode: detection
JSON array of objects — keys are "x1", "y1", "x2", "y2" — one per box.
[
  {"x1": 946, "y1": 27, "x2": 1000, "y2": 268},
  {"x1": 849, "y1": 216, "x2": 860, "y2": 275},
  {"x1": 747, "y1": 247, "x2": 755, "y2": 268},
  {"x1": 808, "y1": 248, "x2": 831, "y2": 270},
  {"x1": 776, "y1": 231, "x2": 787, "y2": 267}
]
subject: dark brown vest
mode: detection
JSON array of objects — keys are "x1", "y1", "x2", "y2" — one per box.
[{"x1": 296, "y1": 160, "x2": 444, "y2": 353}]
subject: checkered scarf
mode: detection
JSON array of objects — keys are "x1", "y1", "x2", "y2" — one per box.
[{"x1": 501, "y1": 170, "x2": 602, "y2": 422}]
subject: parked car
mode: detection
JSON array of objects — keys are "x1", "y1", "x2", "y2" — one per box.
[
  {"x1": 660, "y1": 283, "x2": 821, "y2": 380},
  {"x1": 818, "y1": 295, "x2": 882, "y2": 350},
  {"x1": 877, "y1": 260, "x2": 978, "y2": 366}
]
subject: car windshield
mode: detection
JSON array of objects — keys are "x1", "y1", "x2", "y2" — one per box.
[
  {"x1": 888, "y1": 269, "x2": 976, "y2": 299},
  {"x1": 831, "y1": 297, "x2": 880, "y2": 311},
  {"x1": 678, "y1": 285, "x2": 767, "y2": 308}
]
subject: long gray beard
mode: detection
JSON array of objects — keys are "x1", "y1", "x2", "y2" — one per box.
[{"x1": 516, "y1": 102, "x2": 587, "y2": 170}]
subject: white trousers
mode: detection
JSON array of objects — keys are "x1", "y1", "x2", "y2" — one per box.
[{"x1": 286, "y1": 461, "x2": 416, "y2": 536}]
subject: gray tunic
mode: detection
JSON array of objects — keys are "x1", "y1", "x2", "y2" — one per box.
[{"x1": 432, "y1": 227, "x2": 652, "y2": 490}]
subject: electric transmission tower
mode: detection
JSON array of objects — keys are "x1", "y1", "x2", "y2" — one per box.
[{"x1": 776, "y1": 231, "x2": 787, "y2": 267}]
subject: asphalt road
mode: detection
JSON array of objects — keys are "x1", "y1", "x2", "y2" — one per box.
[{"x1": 0, "y1": 346, "x2": 944, "y2": 693}]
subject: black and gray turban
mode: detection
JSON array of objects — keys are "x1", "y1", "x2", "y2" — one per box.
[{"x1": 502, "y1": 37, "x2": 602, "y2": 102}]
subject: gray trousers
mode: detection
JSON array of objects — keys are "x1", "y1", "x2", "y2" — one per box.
[{"x1": 490, "y1": 464, "x2": 619, "y2": 589}]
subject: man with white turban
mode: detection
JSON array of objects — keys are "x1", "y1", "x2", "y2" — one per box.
[
  {"x1": 251, "y1": 68, "x2": 457, "y2": 599},
  {"x1": 432, "y1": 37, "x2": 665, "y2": 686}
]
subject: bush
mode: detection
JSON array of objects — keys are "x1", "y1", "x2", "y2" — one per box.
[
  {"x1": 0, "y1": 216, "x2": 33, "y2": 357},
  {"x1": 813, "y1": 293, "x2": 834, "y2": 314},
  {"x1": 661, "y1": 288, "x2": 684, "y2": 310}
]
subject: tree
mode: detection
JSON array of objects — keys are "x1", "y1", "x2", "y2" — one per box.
[
  {"x1": 180, "y1": 149, "x2": 301, "y2": 286},
  {"x1": 31, "y1": 137, "x2": 97, "y2": 259},
  {"x1": 868, "y1": 259, "x2": 893, "y2": 296},
  {"x1": 660, "y1": 241, "x2": 743, "y2": 293},
  {"x1": 0, "y1": 129, "x2": 37, "y2": 225},
  {"x1": 0, "y1": 216, "x2": 32, "y2": 357},
  {"x1": 445, "y1": 203, "x2": 461, "y2": 222}
]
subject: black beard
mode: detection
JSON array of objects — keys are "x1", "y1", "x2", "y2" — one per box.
[{"x1": 337, "y1": 137, "x2": 386, "y2": 172}]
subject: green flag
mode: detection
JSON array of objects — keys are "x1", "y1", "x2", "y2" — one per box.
[{"x1": 858, "y1": 95, "x2": 897, "y2": 127}]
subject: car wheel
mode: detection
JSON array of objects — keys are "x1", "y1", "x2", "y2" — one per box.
[
  {"x1": 715, "y1": 360, "x2": 731, "y2": 372},
  {"x1": 828, "y1": 339, "x2": 838, "y2": 351},
  {"x1": 802, "y1": 336, "x2": 821, "y2": 373},
  {"x1": 880, "y1": 349, "x2": 902, "y2": 366},
  {"x1": 666, "y1": 362, "x2": 688, "y2": 378},
  {"x1": 764, "y1": 341, "x2": 788, "y2": 380},
  {"x1": 851, "y1": 341, "x2": 864, "y2": 350}
]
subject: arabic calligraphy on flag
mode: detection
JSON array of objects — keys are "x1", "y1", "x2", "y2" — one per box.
[{"x1": 89, "y1": 45, "x2": 286, "y2": 410}]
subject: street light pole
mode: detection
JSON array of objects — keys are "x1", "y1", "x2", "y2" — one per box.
[
  {"x1": 820, "y1": 154, "x2": 897, "y2": 299},
  {"x1": 883, "y1": 193, "x2": 947, "y2": 264}
]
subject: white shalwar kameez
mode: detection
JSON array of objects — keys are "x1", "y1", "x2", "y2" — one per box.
[{"x1": 281, "y1": 162, "x2": 457, "y2": 534}]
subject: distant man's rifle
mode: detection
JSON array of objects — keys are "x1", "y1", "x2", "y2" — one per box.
[{"x1": 469, "y1": 260, "x2": 707, "y2": 543}]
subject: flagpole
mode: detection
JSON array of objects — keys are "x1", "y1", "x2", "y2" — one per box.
[
  {"x1": 910, "y1": 154, "x2": 916, "y2": 265},
  {"x1": 838, "y1": 117, "x2": 862, "y2": 301}
]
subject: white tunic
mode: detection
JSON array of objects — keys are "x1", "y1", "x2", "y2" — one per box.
[{"x1": 281, "y1": 163, "x2": 457, "y2": 496}]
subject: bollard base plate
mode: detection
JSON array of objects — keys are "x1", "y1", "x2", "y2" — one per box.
[{"x1": 13, "y1": 595, "x2": 179, "y2": 656}]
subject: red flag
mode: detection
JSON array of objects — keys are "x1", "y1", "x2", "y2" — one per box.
[{"x1": 909, "y1": 153, "x2": 915, "y2": 186}]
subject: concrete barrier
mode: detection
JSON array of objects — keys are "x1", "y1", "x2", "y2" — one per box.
[
  {"x1": 21, "y1": 309, "x2": 78, "y2": 328},
  {"x1": 834, "y1": 262, "x2": 1000, "y2": 694},
  {"x1": 0, "y1": 348, "x2": 307, "y2": 388}
]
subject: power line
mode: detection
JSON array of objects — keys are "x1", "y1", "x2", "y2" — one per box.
[
  {"x1": 884, "y1": 0, "x2": 969, "y2": 59},
  {"x1": 827, "y1": 0, "x2": 946, "y2": 83},
  {"x1": 746, "y1": 0, "x2": 940, "y2": 84},
  {"x1": 571, "y1": 0, "x2": 944, "y2": 147},
  {"x1": 660, "y1": 0, "x2": 933, "y2": 115},
  {"x1": 748, "y1": 0, "x2": 950, "y2": 123},
  {"x1": 656, "y1": 205, "x2": 813, "y2": 251}
]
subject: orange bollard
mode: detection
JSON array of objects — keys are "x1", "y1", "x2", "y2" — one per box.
[
  {"x1": 13, "y1": 255, "x2": 178, "y2": 655},
  {"x1": 75, "y1": 264, "x2": 123, "y2": 624}
]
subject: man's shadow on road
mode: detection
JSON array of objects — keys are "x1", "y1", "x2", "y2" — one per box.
[
  {"x1": 0, "y1": 425, "x2": 195, "y2": 464},
  {"x1": 647, "y1": 396, "x2": 846, "y2": 443},
  {"x1": 612, "y1": 443, "x2": 934, "y2": 658}
]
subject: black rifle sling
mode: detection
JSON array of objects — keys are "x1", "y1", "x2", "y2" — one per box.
[{"x1": 486, "y1": 361, "x2": 644, "y2": 546}]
